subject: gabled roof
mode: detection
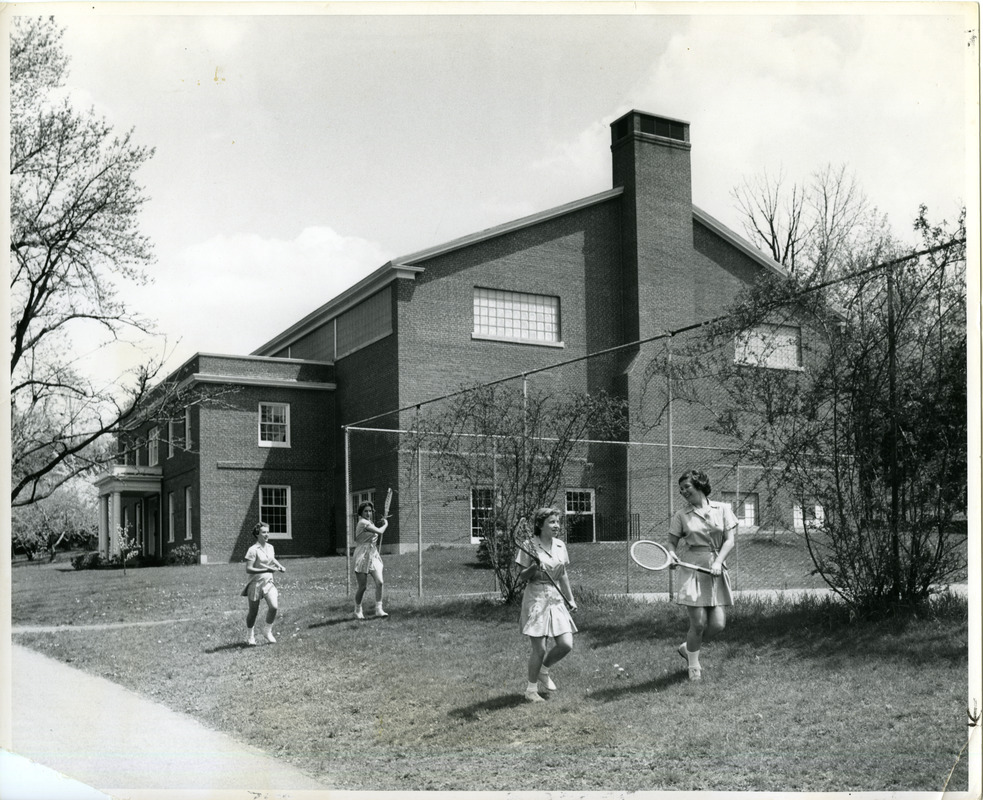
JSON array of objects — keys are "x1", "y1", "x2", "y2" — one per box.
[{"x1": 252, "y1": 186, "x2": 788, "y2": 357}]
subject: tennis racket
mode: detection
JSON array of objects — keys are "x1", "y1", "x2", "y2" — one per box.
[
  {"x1": 515, "y1": 517, "x2": 575, "y2": 611},
  {"x1": 629, "y1": 540, "x2": 716, "y2": 575},
  {"x1": 376, "y1": 488, "x2": 393, "y2": 549}
]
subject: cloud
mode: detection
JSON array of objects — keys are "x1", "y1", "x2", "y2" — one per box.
[{"x1": 126, "y1": 226, "x2": 393, "y2": 375}]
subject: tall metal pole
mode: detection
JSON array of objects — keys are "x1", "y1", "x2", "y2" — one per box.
[
  {"x1": 344, "y1": 426, "x2": 352, "y2": 596},
  {"x1": 417, "y1": 445, "x2": 423, "y2": 597},
  {"x1": 887, "y1": 264, "x2": 901, "y2": 599},
  {"x1": 667, "y1": 342, "x2": 675, "y2": 600}
]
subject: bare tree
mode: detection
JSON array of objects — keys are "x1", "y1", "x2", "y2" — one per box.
[
  {"x1": 732, "y1": 164, "x2": 892, "y2": 286},
  {"x1": 9, "y1": 17, "x2": 171, "y2": 505},
  {"x1": 406, "y1": 383, "x2": 627, "y2": 603}
]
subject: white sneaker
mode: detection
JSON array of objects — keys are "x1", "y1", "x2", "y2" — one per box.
[
  {"x1": 264, "y1": 628, "x2": 276, "y2": 643},
  {"x1": 524, "y1": 688, "x2": 545, "y2": 703},
  {"x1": 677, "y1": 643, "x2": 688, "y2": 663},
  {"x1": 538, "y1": 672, "x2": 557, "y2": 691},
  {"x1": 374, "y1": 605, "x2": 389, "y2": 618},
  {"x1": 246, "y1": 632, "x2": 257, "y2": 646},
  {"x1": 354, "y1": 606, "x2": 365, "y2": 620},
  {"x1": 688, "y1": 665, "x2": 702, "y2": 682}
]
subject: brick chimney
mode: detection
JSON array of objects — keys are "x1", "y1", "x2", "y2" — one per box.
[{"x1": 610, "y1": 110, "x2": 693, "y2": 342}]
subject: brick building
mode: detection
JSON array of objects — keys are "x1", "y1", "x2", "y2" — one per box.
[{"x1": 95, "y1": 109, "x2": 810, "y2": 563}]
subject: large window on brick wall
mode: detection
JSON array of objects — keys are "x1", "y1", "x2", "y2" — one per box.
[
  {"x1": 148, "y1": 428, "x2": 159, "y2": 466},
  {"x1": 735, "y1": 324, "x2": 802, "y2": 370},
  {"x1": 473, "y1": 288, "x2": 561, "y2": 345},
  {"x1": 260, "y1": 485, "x2": 292, "y2": 539},
  {"x1": 259, "y1": 402, "x2": 290, "y2": 447}
]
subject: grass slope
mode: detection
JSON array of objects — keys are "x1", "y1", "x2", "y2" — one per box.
[{"x1": 12, "y1": 555, "x2": 970, "y2": 792}]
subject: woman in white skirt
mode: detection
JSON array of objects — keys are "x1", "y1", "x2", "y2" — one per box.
[
  {"x1": 667, "y1": 469, "x2": 737, "y2": 682},
  {"x1": 353, "y1": 501, "x2": 388, "y2": 619},
  {"x1": 515, "y1": 506, "x2": 578, "y2": 702}
]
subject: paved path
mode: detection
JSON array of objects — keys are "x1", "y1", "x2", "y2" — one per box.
[{"x1": 7, "y1": 643, "x2": 330, "y2": 799}]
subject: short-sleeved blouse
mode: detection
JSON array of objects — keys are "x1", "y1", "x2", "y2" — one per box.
[
  {"x1": 669, "y1": 501, "x2": 737, "y2": 608},
  {"x1": 515, "y1": 537, "x2": 577, "y2": 637},
  {"x1": 353, "y1": 518, "x2": 384, "y2": 574}
]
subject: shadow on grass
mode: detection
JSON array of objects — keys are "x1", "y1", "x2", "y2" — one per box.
[
  {"x1": 586, "y1": 670, "x2": 689, "y2": 702},
  {"x1": 448, "y1": 692, "x2": 532, "y2": 720},
  {"x1": 308, "y1": 617, "x2": 364, "y2": 629},
  {"x1": 204, "y1": 642, "x2": 257, "y2": 654}
]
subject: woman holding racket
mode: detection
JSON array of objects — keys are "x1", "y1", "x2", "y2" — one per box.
[
  {"x1": 242, "y1": 522, "x2": 286, "y2": 645},
  {"x1": 667, "y1": 469, "x2": 737, "y2": 681},
  {"x1": 353, "y1": 501, "x2": 388, "y2": 619},
  {"x1": 515, "y1": 507, "x2": 578, "y2": 702}
]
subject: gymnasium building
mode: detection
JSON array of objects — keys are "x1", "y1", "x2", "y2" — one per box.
[{"x1": 94, "y1": 108, "x2": 814, "y2": 563}]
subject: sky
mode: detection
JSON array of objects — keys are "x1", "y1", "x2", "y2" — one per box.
[{"x1": 6, "y1": 2, "x2": 979, "y2": 385}]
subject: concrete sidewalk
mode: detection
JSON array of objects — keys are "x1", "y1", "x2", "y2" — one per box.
[{"x1": 8, "y1": 643, "x2": 330, "y2": 799}]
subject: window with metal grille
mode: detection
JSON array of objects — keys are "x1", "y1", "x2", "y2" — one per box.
[
  {"x1": 473, "y1": 288, "x2": 560, "y2": 344},
  {"x1": 259, "y1": 402, "x2": 290, "y2": 447},
  {"x1": 471, "y1": 487, "x2": 495, "y2": 542},
  {"x1": 260, "y1": 485, "x2": 291, "y2": 538},
  {"x1": 735, "y1": 324, "x2": 803, "y2": 370}
]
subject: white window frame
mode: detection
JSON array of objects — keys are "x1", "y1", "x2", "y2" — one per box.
[
  {"x1": 721, "y1": 492, "x2": 758, "y2": 528},
  {"x1": 258, "y1": 402, "x2": 291, "y2": 448},
  {"x1": 260, "y1": 485, "x2": 292, "y2": 539},
  {"x1": 167, "y1": 419, "x2": 176, "y2": 458},
  {"x1": 148, "y1": 428, "x2": 159, "y2": 466},
  {"x1": 793, "y1": 502, "x2": 825, "y2": 532},
  {"x1": 168, "y1": 492, "x2": 175, "y2": 543},
  {"x1": 735, "y1": 324, "x2": 803, "y2": 371},
  {"x1": 184, "y1": 406, "x2": 193, "y2": 450},
  {"x1": 472, "y1": 287, "x2": 563, "y2": 347},
  {"x1": 184, "y1": 487, "x2": 193, "y2": 540},
  {"x1": 565, "y1": 488, "x2": 596, "y2": 542},
  {"x1": 470, "y1": 487, "x2": 496, "y2": 544}
]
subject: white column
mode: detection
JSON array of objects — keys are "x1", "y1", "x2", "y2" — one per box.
[
  {"x1": 111, "y1": 492, "x2": 122, "y2": 557},
  {"x1": 98, "y1": 495, "x2": 109, "y2": 556}
]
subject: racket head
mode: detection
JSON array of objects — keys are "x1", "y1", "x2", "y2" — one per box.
[{"x1": 630, "y1": 540, "x2": 673, "y2": 572}]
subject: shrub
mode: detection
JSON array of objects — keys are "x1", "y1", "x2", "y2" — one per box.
[
  {"x1": 167, "y1": 543, "x2": 200, "y2": 566},
  {"x1": 71, "y1": 551, "x2": 104, "y2": 571}
]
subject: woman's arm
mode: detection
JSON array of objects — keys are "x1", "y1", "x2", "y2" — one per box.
[
  {"x1": 558, "y1": 571, "x2": 577, "y2": 609},
  {"x1": 712, "y1": 526, "x2": 736, "y2": 574}
]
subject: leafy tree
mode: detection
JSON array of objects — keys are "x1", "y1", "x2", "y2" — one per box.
[
  {"x1": 11, "y1": 477, "x2": 98, "y2": 560},
  {"x1": 406, "y1": 383, "x2": 627, "y2": 603},
  {"x1": 9, "y1": 17, "x2": 186, "y2": 505},
  {"x1": 668, "y1": 201, "x2": 967, "y2": 615}
]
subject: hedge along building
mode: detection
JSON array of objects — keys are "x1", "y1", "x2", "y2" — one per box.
[{"x1": 95, "y1": 108, "x2": 810, "y2": 564}]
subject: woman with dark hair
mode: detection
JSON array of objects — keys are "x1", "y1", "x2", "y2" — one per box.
[
  {"x1": 667, "y1": 469, "x2": 737, "y2": 681},
  {"x1": 241, "y1": 522, "x2": 286, "y2": 645},
  {"x1": 353, "y1": 501, "x2": 388, "y2": 619},
  {"x1": 515, "y1": 507, "x2": 578, "y2": 702}
]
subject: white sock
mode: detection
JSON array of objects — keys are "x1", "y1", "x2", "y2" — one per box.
[
  {"x1": 539, "y1": 666, "x2": 550, "y2": 676},
  {"x1": 687, "y1": 648, "x2": 701, "y2": 668},
  {"x1": 526, "y1": 682, "x2": 540, "y2": 693}
]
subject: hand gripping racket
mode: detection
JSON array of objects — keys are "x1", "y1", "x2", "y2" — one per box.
[
  {"x1": 515, "y1": 517, "x2": 575, "y2": 611},
  {"x1": 630, "y1": 540, "x2": 716, "y2": 575}
]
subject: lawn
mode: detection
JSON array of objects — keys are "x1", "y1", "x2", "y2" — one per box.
[{"x1": 11, "y1": 553, "x2": 972, "y2": 792}]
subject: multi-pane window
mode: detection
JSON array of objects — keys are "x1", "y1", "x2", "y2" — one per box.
[
  {"x1": 473, "y1": 288, "x2": 560, "y2": 344},
  {"x1": 720, "y1": 492, "x2": 758, "y2": 528},
  {"x1": 259, "y1": 402, "x2": 290, "y2": 447},
  {"x1": 184, "y1": 487, "x2": 193, "y2": 540},
  {"x1": 148, "y1": 428, "x2": 159, "y2": 466},
  {"x1": 735, "y1": 324, "x2": 802, "y2": 370},
  {"x1": 260, "y1": 485, "x2": 291, "y2": 538},
  {"x1": 471, "y1": 487, "x2": 496, "y2": 542},
  {"x1": 565, "y1": 488, "x2": 595, "y2": 542},
  {"x1": 793, "y1": 502, "x2": 825, "y2": 531},
  {"x1": 168, "y1": 493, "x2": 175, "y2": 543},
  {"x1": 184, "y1": 407, "x2": 193, "y2": 450}
]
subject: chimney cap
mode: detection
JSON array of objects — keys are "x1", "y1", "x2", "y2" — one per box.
[{"x1": 611, "y1": 109, "x2": 690, "y2": 145}]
